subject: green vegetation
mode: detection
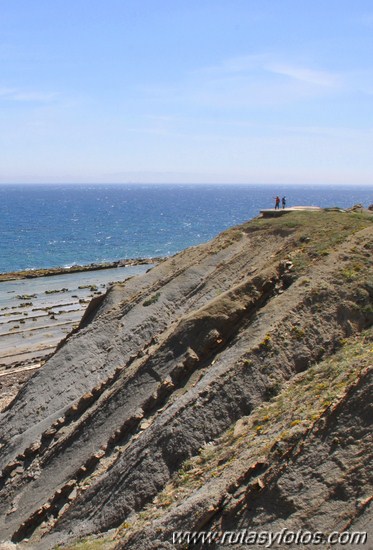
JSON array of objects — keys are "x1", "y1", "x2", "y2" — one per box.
[
  {"x1": 143, "y1": 292, "x2": 161, "y2": 307},
  {"x1": 115, "y1": 327, "x2": 372, "y2": 537},
  {"x1": 341, "y1": 261, "x2": 365, "y2": 282},
  {"x1": 242, "y1": 210, "x2": 373, "y2": 275},
  {"x1": 55, "y1": 536, "x2": 116, "y2": 550},
  {"x1": 291, "y1": 325, "x2": 305, "y2": 340},
  {"x1": 258, "y1": 333, "x2": 272, "y2": 350}
]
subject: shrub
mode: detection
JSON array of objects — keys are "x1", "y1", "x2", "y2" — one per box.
[{"x1": 143, "y1": 292, "x2": 161, "y2": 307}]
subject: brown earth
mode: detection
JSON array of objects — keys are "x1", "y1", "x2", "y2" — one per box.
[{"x1": 0, "y1": 209, "x2": 371, "y2": 549}]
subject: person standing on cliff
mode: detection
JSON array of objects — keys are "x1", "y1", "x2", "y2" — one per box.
[
  {"x1": 275, "y1": 196, "x2": 280, "y2": 209},
  {"x1": 282, "y1": 196, "x2": 286, "y2": 209}
]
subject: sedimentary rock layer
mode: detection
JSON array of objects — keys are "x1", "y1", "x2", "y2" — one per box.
[{"x1": 0, "y1": 210, "x2": 371, "y2": 549}]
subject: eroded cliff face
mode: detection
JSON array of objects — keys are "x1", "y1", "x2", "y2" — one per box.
[{"x1": 0, "y1": 210, "x2": 371, "y2": 549}]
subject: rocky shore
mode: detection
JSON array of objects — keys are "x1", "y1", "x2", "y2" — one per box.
[
  {"x1": 0, "y1": 261, "x2": 156, "y2": 410},
  {"x1": 0, "y1": 209, "x2": 371, "y2": 549},
  {"x1": 0, "y1": 257, "x2": 164, "y2": 282}
]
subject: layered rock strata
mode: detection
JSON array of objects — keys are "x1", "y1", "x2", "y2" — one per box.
[{"x1": 0, "y1": 210, "x2": 371, "y2": 549}]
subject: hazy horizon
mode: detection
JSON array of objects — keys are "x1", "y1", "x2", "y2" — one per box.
[{"x1": 0, "y1": 181, "x2": 372, "y2": 188}]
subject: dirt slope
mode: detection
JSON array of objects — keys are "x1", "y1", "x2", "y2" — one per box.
[{"x1": 0, "y1": 209, "x2": 371, "y2": 549}]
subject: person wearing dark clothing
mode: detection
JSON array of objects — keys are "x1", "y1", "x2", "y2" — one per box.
[
  {"x1": 275, "y1": 196, "x2": 280, "y2": 209},
  {"x1": 282, "y1": 196, "x2": 286, "y2": 209}
]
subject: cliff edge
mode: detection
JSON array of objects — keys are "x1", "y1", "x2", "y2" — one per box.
[{"x1": 0, "y1": 209, "x2": 371, "y2": 549}]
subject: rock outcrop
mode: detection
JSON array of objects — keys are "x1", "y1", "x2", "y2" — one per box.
[{"x1": 0, "y1": 209, "x2": 371, "y2": 549}]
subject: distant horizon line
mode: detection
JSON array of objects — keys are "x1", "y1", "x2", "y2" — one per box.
[{"x1": 0, "y1": 181, "x2": 372, "y2": 187}]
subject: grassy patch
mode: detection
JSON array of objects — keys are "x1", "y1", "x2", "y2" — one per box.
[
  {"x1": 119, "y1": 327, "x2": 372, "y2": 535},
  {"x1": 55, "y1": 536, "x2": 116, "y2": 550},
  {"x1": 291, "y1": 325, "x2": 305, "y2": 340},
  {"x1": 143, "y1": 292, "x2": 161, "y2": 306},
  {"x1": 341, "y1": 261, "x2": 365, "y2": 282},
  {"x1": 241, "y1": 210, "x2": 372, "y2": 275}
]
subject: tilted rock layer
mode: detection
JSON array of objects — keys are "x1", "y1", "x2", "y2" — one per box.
[{"x1": 0, "y1": 210, "x2": 372, "y2": 549}]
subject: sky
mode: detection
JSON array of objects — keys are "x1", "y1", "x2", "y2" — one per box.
[{"x1": 0, "y1": 0, "x2": 372, "y2": 185}]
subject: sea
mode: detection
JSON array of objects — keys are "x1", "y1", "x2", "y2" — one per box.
[{"x1": 0, "y1": 183, "x2": 372, "y2": 274}]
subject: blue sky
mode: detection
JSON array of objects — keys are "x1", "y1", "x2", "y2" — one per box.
[{"x1": 0, "y1": 0, "x2": 372, "y2": 184}]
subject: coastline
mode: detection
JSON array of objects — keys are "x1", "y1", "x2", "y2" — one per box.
[
  {"x1": 0, "y1": 261, "x2": 157, "y2": 409},
  {"x1": 0, "y1": 256, "x2": 165, "y2": 282}
]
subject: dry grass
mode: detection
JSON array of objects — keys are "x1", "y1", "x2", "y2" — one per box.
[{"x1": 110, "y1": 327, "x2": 372, "y2": 545}]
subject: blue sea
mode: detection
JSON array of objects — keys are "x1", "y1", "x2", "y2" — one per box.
[{"x1": 0, "y1": 183, "x2": 372, "y2": 274}]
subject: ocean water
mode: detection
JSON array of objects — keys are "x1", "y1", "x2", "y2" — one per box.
[{"x1": 0, "y1": 183, "x2": 372, "y2": 274}]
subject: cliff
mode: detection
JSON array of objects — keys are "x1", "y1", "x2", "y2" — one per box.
[{"x1": 0, "y1": 209, "x2": 371, "y2": 549}]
